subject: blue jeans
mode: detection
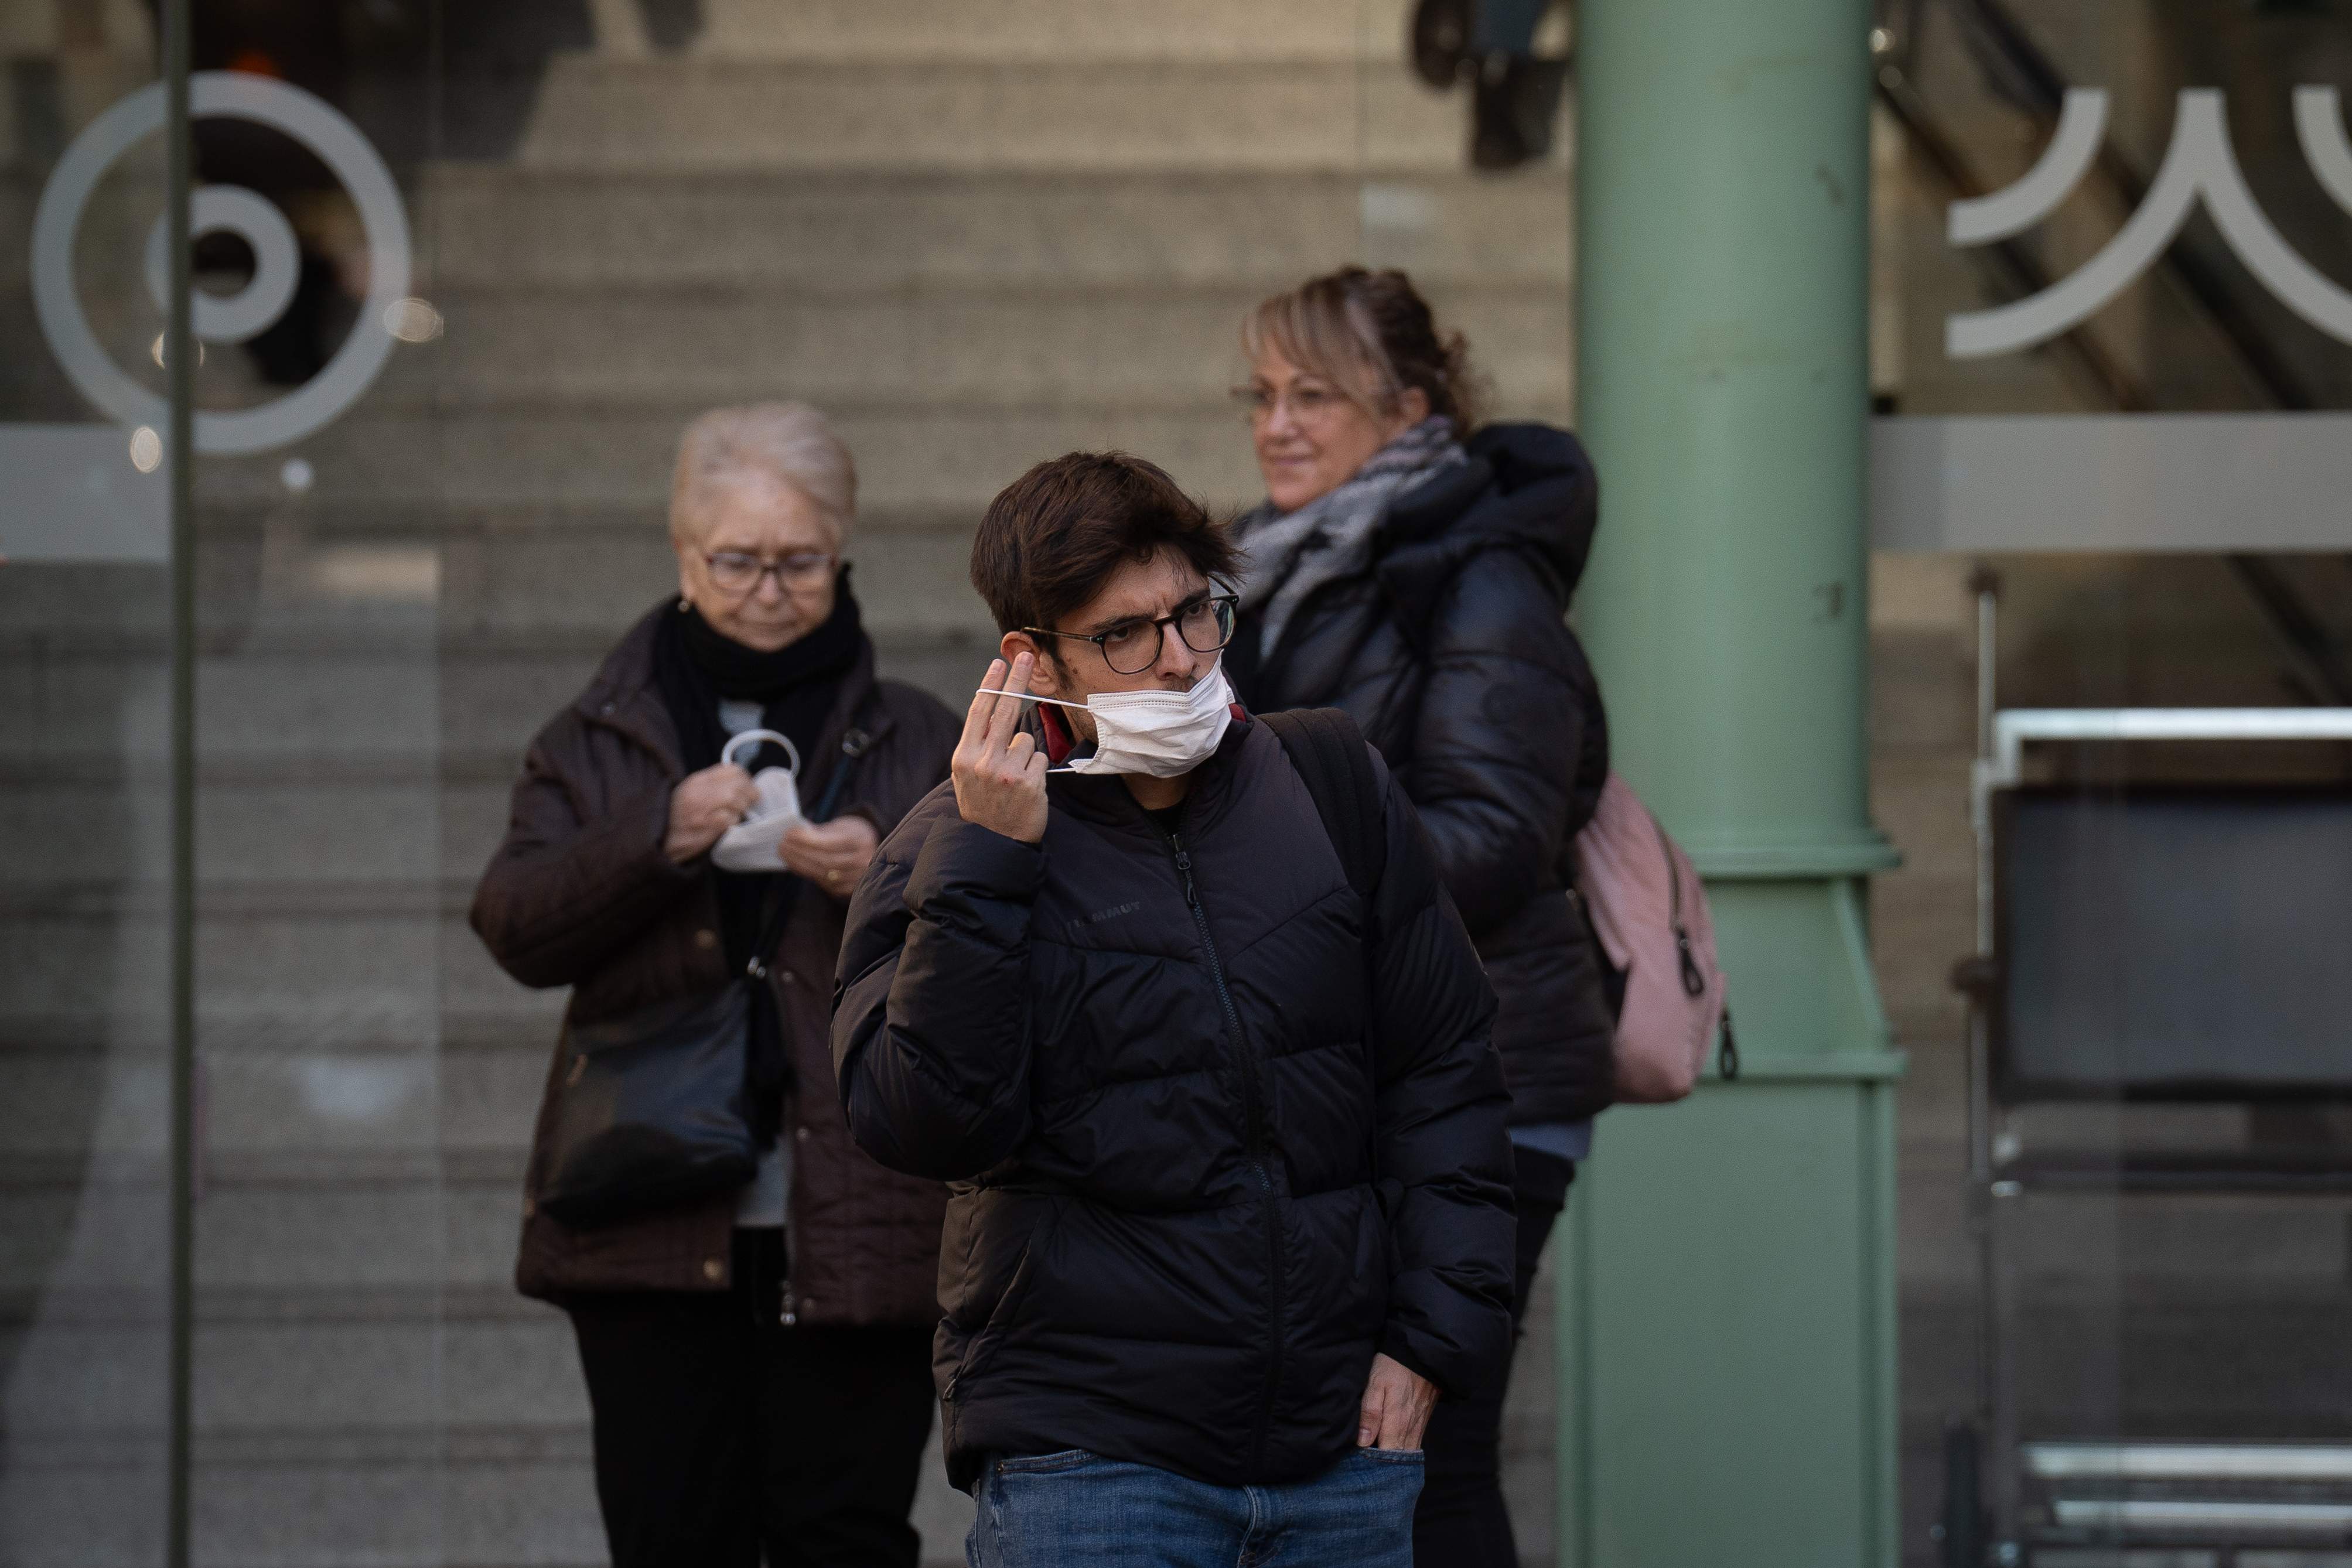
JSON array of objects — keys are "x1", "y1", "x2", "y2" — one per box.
[{"x1": 968, "y1": 1447, "x2": 1425, "y2": 1568}]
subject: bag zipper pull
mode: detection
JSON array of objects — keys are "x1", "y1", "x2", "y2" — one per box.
[
  {"x1": 1717, "y1": 1005, "x2": 1740, "y2": 1081},
  {"x1": 1676, "y1": 928, "x2": 1705, "y2": 998}
]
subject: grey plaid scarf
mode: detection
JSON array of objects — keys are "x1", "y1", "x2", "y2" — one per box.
[{"x1": 1232, "y1": 416, "x2": 1467, "y2": 661}]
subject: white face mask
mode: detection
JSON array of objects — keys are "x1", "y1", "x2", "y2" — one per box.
[
  {"x1": 985, "y1": 662, "x2": 1235, "y2": 778},
  {"x1": 711, "y1": 729, "x2": 808, "y2": 872}
]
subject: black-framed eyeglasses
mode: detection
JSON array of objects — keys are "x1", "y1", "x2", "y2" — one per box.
[{"x1": 1025, "y1": 593, "x2": 1239, "y2": 675}]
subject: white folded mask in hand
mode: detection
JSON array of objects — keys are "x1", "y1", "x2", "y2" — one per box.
[{"x1": 712, "y1": 729, "x2": 808, "y2": 873}]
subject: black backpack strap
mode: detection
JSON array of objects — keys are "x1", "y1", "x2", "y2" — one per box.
[{"x1": 1261, "y1": 708, "x2": 1388, "y2": 920}]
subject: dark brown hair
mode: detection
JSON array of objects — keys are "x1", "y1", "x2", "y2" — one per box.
[
  {"x1": 1242, "y1": 265, "x2": 1485, "y2": 431},
  {"x1": 969, "y1": 452, "x2": 1239, "y2": 639}
]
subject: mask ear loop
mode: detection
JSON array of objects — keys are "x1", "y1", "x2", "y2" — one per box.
[
  {"x1": 970, "y1": 688, "x2": 1095, "y2": 774},
  {"x1": 722, "y1": 728, "x2": 801, "y2": 777},
  {"x1": 974, "y1": 688, "x2": 1087, "y2": 713},
  {"x1": 970, "y1": 660, "x2": 1223, "y2": 715}
]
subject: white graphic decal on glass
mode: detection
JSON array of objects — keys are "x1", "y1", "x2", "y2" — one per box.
[
  {"x1": 1948, "y1": 87, "x2": 2352, "y2": 359},
  {"x1": 29, "y1": 70, "x2": 413, "y2": 455}
]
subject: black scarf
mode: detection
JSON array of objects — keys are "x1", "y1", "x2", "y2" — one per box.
[
  {"x1": 649, "y1": 578, "x2": 865, "y2": 1146},
  {"x1": 654, "y1": 576, "x2": 865, "y2": 781}
]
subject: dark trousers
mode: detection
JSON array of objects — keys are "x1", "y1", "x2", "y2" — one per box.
[
  {"x1": 565, "y1": 1229, "x2": 937, "y2": 1568},
  {"x1": 1412, "y1": 1147, "x2": 1575, "y2": 1568}
]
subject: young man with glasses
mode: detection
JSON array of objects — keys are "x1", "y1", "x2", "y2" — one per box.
[{"x1": 832, "y1": 452, "x2": 1514, "y2": 1567}]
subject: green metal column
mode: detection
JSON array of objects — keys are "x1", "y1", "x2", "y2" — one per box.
[{"x1": 1562, "y1": 2, "x2": 1903, "y2": 1565}]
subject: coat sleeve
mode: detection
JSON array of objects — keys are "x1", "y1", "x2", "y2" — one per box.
[
  {"x1": 1400, "y1": 547, "x2": 1593, "y2": 938},
  {"x1": 839, "y1": 681, "x2": 960, "y2": 841},
  {"x1": 1362, "y1": 754, "x2": 1517, "y2": 1396},
  {"x1": 831, "y1": 800, "x2": 1045, "y2": 1181},
  {"x1": 469, "y1": 725, "x2": 699, "y2": 990}
]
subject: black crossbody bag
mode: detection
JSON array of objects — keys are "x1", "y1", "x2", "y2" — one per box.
[{"x1": 537, "y1": 730, "x2": 871, "y2": 1228}]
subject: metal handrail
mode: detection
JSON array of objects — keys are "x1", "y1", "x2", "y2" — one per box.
[
  {"x1": 1984, "y1": 706, "x2": 2352, "y2": 789},
  {"x1": 2028, "y1": 1444, "x2": 2352, "y2": 1480}
]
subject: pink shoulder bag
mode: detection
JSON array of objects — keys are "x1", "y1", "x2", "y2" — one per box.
[{"x1": 1572, "y1": 774, "x2": 1737, "y2": 1103}]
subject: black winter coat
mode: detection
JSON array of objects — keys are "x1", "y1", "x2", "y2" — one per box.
[
  {"x1": 1229, "y1": 423, "x2": 1616, "y2": 1126},
  {"x1": 832, "y1": 716, "x2": 1514, "y2": 1491}
]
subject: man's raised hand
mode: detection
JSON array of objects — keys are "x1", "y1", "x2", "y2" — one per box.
[{"x1": 951, "y1": 654, "x2": 1050, "y2": 843}]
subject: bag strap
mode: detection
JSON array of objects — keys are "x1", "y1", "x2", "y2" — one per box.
[
  {"x1": 1262, "y1": 709, "x2": 1387, "y2": 922},
  {"x1": 808, "y1": 725, "x2": 874, "y2": 824},
  {"x1": 1264, "y1": 708, "x2": 1391, "y2": 1176}
]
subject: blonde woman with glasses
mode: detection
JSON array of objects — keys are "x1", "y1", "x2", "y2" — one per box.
[{"x1": 1227, "y1": 268, "x2": 1617, "y2": 1568}]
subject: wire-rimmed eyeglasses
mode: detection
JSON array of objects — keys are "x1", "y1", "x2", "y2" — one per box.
[
  {"x1": 704, "y1": 550, "x2": 834, "y2": 595},
  {"x1": 1228, "y1": 381, "x2": 1351, "y2": 426}
]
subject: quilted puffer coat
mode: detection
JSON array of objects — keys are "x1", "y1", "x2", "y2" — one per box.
[
  {"x1": 1228, "y1": 422, "x2": 1617, "y2": 1126},
  {"x1": 832, "y1": 716, "x2": 1514, "y2": 1490}
]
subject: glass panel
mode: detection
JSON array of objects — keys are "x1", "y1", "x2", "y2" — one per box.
[
  {"x1": 1871, "y1": 3, "x2": 2352, "y2": 1563},
  {"x1": 173, "y1": 8, "x2": 446, "y2": 1563},
  {"x1": 1, "y1": 4, "x2": 175, "y2": 1563}
]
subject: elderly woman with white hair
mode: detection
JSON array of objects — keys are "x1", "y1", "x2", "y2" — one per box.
[{"x1": 473, "y1": 403, "x2": 959, "y2": 1567}]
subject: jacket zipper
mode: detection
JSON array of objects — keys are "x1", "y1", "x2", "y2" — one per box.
[{"x1": 1163, "y1": 825, "x2": 1286, "y2": 1473}]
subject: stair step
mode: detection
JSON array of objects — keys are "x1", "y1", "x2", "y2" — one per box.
[
  {"x1": 586, "y1": 0, "x2": 1390, "y2": 65},
  {"x1": 186, "y1": 406, "x2": 1323, "y2": 511},
  {"x1": 0, "y1": 634, "x2": 981, "y2": 766},
  {"x1": 0, "y1": 1433, "x2": 965, "y2": 1568},
  {"x1": 418, "y1": 167, "x2": 1569, "y2": 292},
  {"x1": 1, "y1": 1314, "x2": 583, "y2": 1430},
  {"x1": 0, "y1": 1445, "x2": 607, "y2": 1568},
  {"x1": 505, "y1": 58, "x2": 1530, "y2": 175},
  {"x1": 4, "y1": 905, "x2": 439, "y2": 1054},
  {"x1": 377, "y1": 283, "x2": 1573, "y2": 416},
  {"x1": 0, "y1": 1048, "x2": 545, "y2": 1170},
  {"x1": 1, "y1": 907, "x2": 740, "y2": 1052},
  {"x1": 5, "y1": 765, "x2": 963, "y2": 885}
]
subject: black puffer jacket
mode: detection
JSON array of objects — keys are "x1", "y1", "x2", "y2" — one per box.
[
  {"x1": 832, "y1": 716, "x2": 1513, "y2": 1491},
  {"x1": 1229, "y1": 423, "x2": 1616, "y2": 1126}
]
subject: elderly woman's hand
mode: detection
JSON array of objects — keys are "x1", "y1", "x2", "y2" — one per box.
[
  {"x1": 665, "y1": 763, "x2": 759, "y2": 863},
  {"x1": 779, "y1": 815, "x2": 880, "y2": 898}
]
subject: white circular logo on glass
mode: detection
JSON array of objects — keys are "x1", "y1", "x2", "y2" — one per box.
[{"x1": 29, "y1": 71, "x2": 412, "y2": 456}]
